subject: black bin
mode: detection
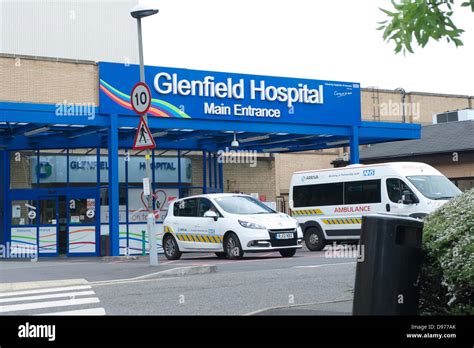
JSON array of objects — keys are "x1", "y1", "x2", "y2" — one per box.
[{"x1": 353, "y1": 214, "x2": 424, "y2": 315}]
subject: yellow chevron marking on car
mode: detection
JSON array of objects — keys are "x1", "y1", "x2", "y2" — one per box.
[
  {"x1": 164, "y1": 226, "x2": 174, "y2": 234},
  {"x1": 322, "y1": 218, "x2": 363, "y2": 225},
  {"x1": 169, "y1": 232, "x2": 223, "y2": 244}
]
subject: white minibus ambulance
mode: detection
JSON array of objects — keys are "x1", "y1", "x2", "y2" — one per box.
[{"x1": 289, "y1": 162, "x2": 461, "y2": 251}]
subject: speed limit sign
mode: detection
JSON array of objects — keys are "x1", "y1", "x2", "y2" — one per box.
[{"x1": 131, "y1": 82, "x2": 152, "y2": 115}]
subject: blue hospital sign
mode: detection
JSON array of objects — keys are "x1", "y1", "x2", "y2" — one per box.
[{"x1": 99, "y1": 62, "x2": 361, "y2": 126}]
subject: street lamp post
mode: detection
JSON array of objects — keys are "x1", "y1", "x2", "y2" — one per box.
[{"x1": 131, "y1": 4, "x2": 159, "y2": 266}]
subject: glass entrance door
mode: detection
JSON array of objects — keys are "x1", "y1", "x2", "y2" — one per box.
[
  {"x1": 38, "y1": 196, "x2": 59, "y2": 256},
  {"x1": 10, "y1": 198, "x2": 38, "y2": 258},
  {"x1": 9, "y1": 196, "x2": 58, "y2": 257},
  {"x1": 67, "y1": 190, "x2": 99, "y2": 256}
]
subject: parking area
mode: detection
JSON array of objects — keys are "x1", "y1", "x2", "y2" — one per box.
[
  {"x1": 149, "y1": 248, "x2": 356, "y2": 273},
  {"x1": 0, "y1": 247, "x2": 356, "y2": 284},
  {"x1": 0, "y1": 248, "x2": 357, "y2": 316}
]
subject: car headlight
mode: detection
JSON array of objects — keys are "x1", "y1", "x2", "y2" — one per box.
[{"x1": 238, "y1": 220, "x2": 266, "y2": 229}]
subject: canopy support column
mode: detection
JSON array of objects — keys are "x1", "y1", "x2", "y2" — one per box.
[
  {"x1": 108, "y1": 113, "x2": 120, "y2": 256},
  {"x1": 350, "y1": 126, "x2": 360, "y2": 164}
]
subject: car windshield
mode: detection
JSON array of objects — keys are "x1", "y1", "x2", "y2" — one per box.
[
  {"x1": 407, "y1": 175, "x2": 462, "y2": 200},
  {"x1": 214, "y1": 196, "x2": 275, "y2": 215}
]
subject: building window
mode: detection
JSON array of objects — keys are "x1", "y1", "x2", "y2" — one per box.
[{"x1": 451, "y1": 177, "x2": 474, "y2": 192}]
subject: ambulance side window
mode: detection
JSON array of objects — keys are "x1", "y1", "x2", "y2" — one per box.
[
  {"x1": 344, "y1": 179, "x2": 381, "y2": 204},
  {"x1": 387, "y1": 178, "x2": 413, "y2": 203}
]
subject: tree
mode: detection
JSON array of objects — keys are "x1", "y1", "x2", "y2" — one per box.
[{"x1": 378, "y1": 0, "x2": 474, "y2": 54}]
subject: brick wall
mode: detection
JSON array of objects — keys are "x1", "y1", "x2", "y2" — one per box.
[
  {"x1": 9, "y1": 151, "x2": 33, "y2": 189},
  {"x1": 274, "y1": 152, "x2": 339, "y2": 195},
  {"x1": 361, "y1": 88, "x2": 472, "y2": 124},
  {"x1": 363, "y1": 153, "x2": 474, "y2": 180},
  {"x1": 187, "y1": 154, "x2": 277, "y2": 201},
  {"x1": 223, "y1": 157, "x2": 276, "y2": 202},
  {"x1": 0, "y1": 56, "x2": 97, "y2": 104}
]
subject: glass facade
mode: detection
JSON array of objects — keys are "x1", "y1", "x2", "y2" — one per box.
[{"x1": 6, "y1": 147, "x2": 222, "y2": 257}]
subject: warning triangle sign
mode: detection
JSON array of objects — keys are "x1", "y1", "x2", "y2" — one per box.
[{"x1": 133, "y1": 117, "x2": 156, "y2": 150}]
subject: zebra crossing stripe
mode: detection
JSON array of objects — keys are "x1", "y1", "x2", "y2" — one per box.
[
  {"x1": 0, "y1": 285, "x2": 92, "y2": 298},
  {"x1": 0, "y1": 290, "x2": 95, "y2": 304},
  {"x1": 0, "y1": 297, "x2": 100, "y2": 313},
  {"x1": 0, "y1": 283, "x2": 106, "y2": 316},
  {"x1": 38, "y1": 307, "x2": 106, "y2": 316}
]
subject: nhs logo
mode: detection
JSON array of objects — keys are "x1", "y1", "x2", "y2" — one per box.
[{"x1": 363, "y1": 169, "x2": 375, "y2": 176}]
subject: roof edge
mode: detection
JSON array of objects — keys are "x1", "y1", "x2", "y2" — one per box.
[{"x1": 0, "y1": 53, "x2": 96, "y2": 65}]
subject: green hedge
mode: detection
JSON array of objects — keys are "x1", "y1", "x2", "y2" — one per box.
[{"x1": 419, "y1": 189, "x2": 474, "y2": 315}]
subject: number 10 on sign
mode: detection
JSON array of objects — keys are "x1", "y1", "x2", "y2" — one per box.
[{"x1": 131, "y1": 82, "x2": 151, "y2": 115}]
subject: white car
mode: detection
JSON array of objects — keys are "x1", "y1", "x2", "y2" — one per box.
[{"x1": 162, "y1": 193, "x2": 303, "y2": 260}]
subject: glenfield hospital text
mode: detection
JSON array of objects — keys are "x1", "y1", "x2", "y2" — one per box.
[{"x1": 154, "y1": 72, "x2": 324, "y2": 118}]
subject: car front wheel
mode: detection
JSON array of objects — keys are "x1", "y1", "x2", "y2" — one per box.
[
  {"x1": 163, "y1": 235, "x2": 182, "y2": 260},
  {"x1": 224, "y1": 233, "x2": 244, "y2": 260}
]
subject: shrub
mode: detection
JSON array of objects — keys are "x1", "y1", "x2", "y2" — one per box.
[{"x1": 418, "y1": 189, "x2": 474, "y2": 315}]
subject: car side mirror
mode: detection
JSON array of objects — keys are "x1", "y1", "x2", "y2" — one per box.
[
  {"x1": 204, "y1": 210, "x2": 218, "y2": 221},
  {"x1": 402, "y1": 190, "x2": 418, "y2": 204}
]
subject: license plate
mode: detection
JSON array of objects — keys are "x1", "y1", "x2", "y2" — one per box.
[{"x1": 275, "y1": 233, "x2": 294, "y2": 240}]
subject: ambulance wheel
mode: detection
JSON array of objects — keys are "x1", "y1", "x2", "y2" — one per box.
[
  {"x1": 163, "y1": 234, "x2": 182, "y2": 260},
  {"x1": 279, "y1": 248, "x2": 297, "y2": 258},
  {"x1": 224, "y1": 233, "x2": 244, "y2": 260},
  {"x1": 304, "y1": 227, "x2": 326, "y2": 251},
  {"x1": 215, "y1": 252, "x2": 227, "y2": 259}
]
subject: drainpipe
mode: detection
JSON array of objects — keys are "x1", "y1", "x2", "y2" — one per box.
[{"x1": 395, "y1": 88, "x2": 406, "y2": 123}]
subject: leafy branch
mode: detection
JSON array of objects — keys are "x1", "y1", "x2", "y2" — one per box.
[{"x1": 378, "y1": 0, "x2": 474, "y2": 54}]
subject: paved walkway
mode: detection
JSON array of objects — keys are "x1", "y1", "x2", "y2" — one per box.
[
  {"x1": 0, "y1": 256, "x2": 210, "y2": 286},
  {"x1": 253, "y1": 299, "x2": 352, "y2": 315}
]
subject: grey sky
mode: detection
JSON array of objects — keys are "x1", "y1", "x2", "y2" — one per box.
[{"x1": 142, "y1": 0, "x2": 473, "y2": 96}]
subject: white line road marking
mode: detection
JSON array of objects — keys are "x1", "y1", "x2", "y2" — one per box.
[
  {"x1": 38, "y1": 307, "x2": 106, "y2": 316},
  {"x1": 0, "y1": 285, "x2": 92, "y2": 298},
  {"x1": 0, "y1": 290, "x2": 96, "y2": 303},
  {"x1": 293, "y1": 261, "x2": 356, "y2": 269},
  {"x1": 0, "y1": 297, "x2": 100, "y2": 313}
]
